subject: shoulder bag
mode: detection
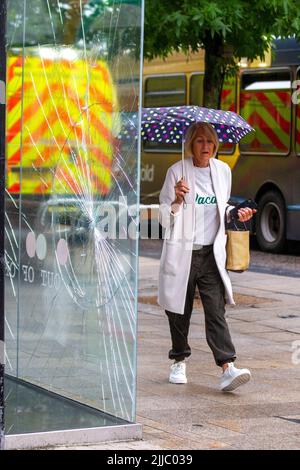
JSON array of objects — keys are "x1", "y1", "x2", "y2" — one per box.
[{"x1": 226, "y1": 222, "x2": 250, "y2": 272}]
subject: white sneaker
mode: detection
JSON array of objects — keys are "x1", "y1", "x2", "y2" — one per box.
[
  {"x1": 219, "y1": 362, "x2": 251, "y2": 392},
  {"x1": 169, "y1": 361, "x2": 187, "y2": 384}
]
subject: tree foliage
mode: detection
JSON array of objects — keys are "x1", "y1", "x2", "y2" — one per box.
[{"x1": 144, "y1": 0, "x2": 300, "y2": 107}]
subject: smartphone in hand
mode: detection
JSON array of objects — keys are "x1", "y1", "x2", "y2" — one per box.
[{"x1": 230, "y1": 199, "x2": 258, "y2": 221}]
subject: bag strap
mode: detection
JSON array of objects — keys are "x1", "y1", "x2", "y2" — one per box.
[
  {"x1": 232, "y1": 219, "x2": 248, "y2": 231},
  {"x1": 225, "y1": 208, "x2": 248, "y2": 232}
]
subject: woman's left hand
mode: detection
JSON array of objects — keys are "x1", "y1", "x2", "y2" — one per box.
[{"x1": 237, "y1": 207, "x2": 257, "y2": 222}]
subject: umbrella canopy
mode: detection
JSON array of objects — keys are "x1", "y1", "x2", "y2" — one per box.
[{"x1": 141, "y1": 105, "x2": 254, "y2": 144}]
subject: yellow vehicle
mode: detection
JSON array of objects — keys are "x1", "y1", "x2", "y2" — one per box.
[
  {"x1": 141, "y1": 39, "x2": 300, "y2": 252},
  {"x1": 5, "y1": 1, "x2": 138, "y2": 242},
  {"x1": 6, "y1": 50, "x2": 119, "y2": 198}
]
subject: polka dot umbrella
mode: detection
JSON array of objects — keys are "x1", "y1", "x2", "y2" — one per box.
[
  {"x1": 141, "y1": 105, "x2": 255, "y2": 175},
  {"x1": 142, "y1": 105, "x2": 254, "y2": 144}
]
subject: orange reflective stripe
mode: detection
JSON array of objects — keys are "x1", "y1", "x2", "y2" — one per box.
[
  {"x1": 7, "y1": 57, "x2": 22, "y2": 81},
  {"x1": 7, "y1": 182, "x2": 20, "y2": 193},
  {"x1": 7, "y1": 55, "x2": 118, "y2": 195},
  {"x1": 254, "y1": 91, "x2": 290, "y2": 135},
  {"x1": 247, "y1": 111, "x2": 287, "y2": 151},
  {"x1": 241, "y1": 89, "x2": 291, "y2": 151},
  {"x1": 8, "y1": 148, "x2": 21, "y2": 164}
]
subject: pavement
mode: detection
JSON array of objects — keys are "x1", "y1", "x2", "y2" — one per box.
[{"x1": 54, "y1": 251, "x2": 300, "y2": 450}]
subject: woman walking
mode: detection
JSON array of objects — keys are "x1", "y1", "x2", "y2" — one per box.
[{"x1": 158, "y1": 122, "x2": 256, "y2": 392}]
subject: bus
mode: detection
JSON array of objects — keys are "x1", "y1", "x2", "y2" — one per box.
[{"x1": 141, "y1": 38, "x2": 300, "y2": 253}]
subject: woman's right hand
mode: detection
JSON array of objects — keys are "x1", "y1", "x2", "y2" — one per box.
[{"x1": 174, "y1": 178, "x2": 189, "y2": 204}]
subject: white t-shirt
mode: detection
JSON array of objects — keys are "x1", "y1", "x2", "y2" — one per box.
[{"x1": 193, "y1": 165, "x2": 220, "y2": 246}]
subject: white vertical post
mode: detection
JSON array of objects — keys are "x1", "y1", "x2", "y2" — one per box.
[
  {"x1": 181, "y1": 138, "x2": 185, "y2": 179},
  {"x1": 0, "y1": 0, "x2": 7, "y2": 451}
]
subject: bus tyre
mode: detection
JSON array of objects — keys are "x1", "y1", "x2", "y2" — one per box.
[{"x1": 256, "y1": 191, "x2": 286, "y2": 253}]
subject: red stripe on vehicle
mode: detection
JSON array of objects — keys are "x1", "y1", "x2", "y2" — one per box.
[{"x1": 247, "y1": 111, "x2": 288, "y2": 150}]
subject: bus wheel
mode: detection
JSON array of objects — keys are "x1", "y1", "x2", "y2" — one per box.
[{"x1": 256, "y1": 191, "x2": 286, "y2": 253}]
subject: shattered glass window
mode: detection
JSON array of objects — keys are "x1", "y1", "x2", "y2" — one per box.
[{"x1": 5, "y1": 0, "x2": 143, "y2": 431}]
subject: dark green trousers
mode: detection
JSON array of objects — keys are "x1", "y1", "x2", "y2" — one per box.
[{"x1": 166, "y1": 245, "x2": 236, "y2": 367}]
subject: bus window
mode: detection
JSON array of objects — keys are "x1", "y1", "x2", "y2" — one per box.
[
  {"x1": 143, "y1": 74, "x2": 185, "y2": 152},
  {"x1": 190, "y1": 73, "x2": 204, "y2": 106},
  {"x1": 239, "y1": 69, "x2": 292, "y2": 155},
  {"x1": 144, "y1": 74, "x2": 186, "y2": 107}
]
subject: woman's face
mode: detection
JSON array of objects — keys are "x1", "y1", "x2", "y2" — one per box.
[{"x1": 192, "y1": 131, "x2": 215, "y2": 166}]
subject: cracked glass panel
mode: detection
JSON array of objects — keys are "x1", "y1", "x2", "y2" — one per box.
[{"x1": 5, "y1": 0, "x2": 142, "y2": 432}]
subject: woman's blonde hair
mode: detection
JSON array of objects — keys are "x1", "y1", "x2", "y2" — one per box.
[{"x1": 184, "y1": 122, "x2": 219, "y2": 158}]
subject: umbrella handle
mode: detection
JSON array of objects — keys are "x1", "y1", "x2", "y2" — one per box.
[
  {"x1": 181, "y1": 139, "x2": 185, "y2": 179},
  {"x1": 182, "y1": 139, "x2": 187, "y2": 209}
]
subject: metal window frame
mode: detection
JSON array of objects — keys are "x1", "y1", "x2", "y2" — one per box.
[
  {"x1": 143, "y1": 73, "x2": 186, "y2": 153},
  {"x1": 294, "y1": 66, "x2": 300, "y2": 157},
  {"x1": 189, "y1": 72, "x2": 204, "y2": 106},
  {"x1": 143, "y1": 73, "x2": 187, "y2": 105}
]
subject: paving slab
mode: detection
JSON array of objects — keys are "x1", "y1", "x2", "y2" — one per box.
[{"x1": 50, "y1": 255, "x2": 300, "y2": 450}]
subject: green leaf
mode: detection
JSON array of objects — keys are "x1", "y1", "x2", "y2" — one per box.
[{"x1": 144, "y1": 0, "x2": 300, "y2": 106}]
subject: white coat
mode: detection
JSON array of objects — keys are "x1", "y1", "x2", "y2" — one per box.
[{"x1": 157, "y1": 156, "x2": 235, "y2": 315}]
